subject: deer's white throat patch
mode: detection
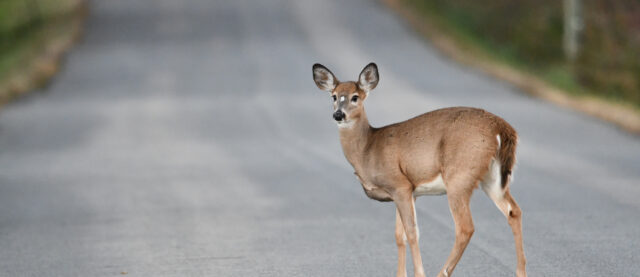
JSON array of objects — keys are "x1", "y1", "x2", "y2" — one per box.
[{"x1": 337, "y1": 120, "x2": 354, "y2": 128}]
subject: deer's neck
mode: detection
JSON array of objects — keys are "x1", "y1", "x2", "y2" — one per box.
[{"x1": 338, "y1": 111, "x2": 373, "y2": 170}]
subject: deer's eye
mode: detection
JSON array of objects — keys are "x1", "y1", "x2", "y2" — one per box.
[
  {"x1": 332, "y1": 95, "x2": 337, "y2": 102},
  {"x1": 351, "y1": 95, "x2": 359, "y2": 103}
]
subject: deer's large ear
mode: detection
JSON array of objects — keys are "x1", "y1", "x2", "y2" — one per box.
[
  {"x1": 358, "y1": 63, "x2": 379, "y2": 92},
  {"x1": 313, "y1": 63, "x2": 338, "y2": 92}
]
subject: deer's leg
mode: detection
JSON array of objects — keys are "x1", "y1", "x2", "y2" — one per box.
[
  {"x1": 504, "y1": 191, "x2": 527, "y2": 277},
  {"x1": 485, "y1": 188, "x2": 527, "y2": 277},
  {"x1": 395, "y1": 191, "x2": 425, "y2": 277},
  {"x1": 395, "y1": 208, "x2": 407, "y2": 277},
  {"x1": 439, "y1": 187, "x2": 474, "y2": 277}
]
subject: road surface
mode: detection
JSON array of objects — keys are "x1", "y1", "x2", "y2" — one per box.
[{"x1": 1, "y1": 0, "x2": 639, "y2": 276}]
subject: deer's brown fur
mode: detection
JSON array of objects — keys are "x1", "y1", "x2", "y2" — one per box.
[{"x1": 312, "y1": 63, "x2": 526, "y2": 277}]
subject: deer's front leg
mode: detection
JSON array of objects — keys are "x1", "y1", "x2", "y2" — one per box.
[
  {"x1": 395, "y1": 208, "x2": 407, "y2": 277},
  {"x1": 395, "y1": 191, "x2": 425, "y2": 277}
]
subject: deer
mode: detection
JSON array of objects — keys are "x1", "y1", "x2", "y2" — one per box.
[{"x1": 311, "y1": 63, "x2": 527, "y2": 277}]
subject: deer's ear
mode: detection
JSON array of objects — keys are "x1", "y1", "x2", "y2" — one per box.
[
  {"x1": 358, "y1": 62, "x2": 379, "y2": 92},
  {"x1": 313, "y1": 63, "x2": 338, "y2": 92}
]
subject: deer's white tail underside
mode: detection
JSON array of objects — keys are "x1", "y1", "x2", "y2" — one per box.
[{"x1": 481, "y1": 135, "x2": 511, "y2": 214}]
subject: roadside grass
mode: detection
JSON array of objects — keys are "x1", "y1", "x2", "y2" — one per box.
[{"x1": 0, "y1": 0, "x2": 84, "y2": 105}]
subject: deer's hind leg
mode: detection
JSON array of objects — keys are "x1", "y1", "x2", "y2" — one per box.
[
  {"x1": 482, "y1": 184, "x2": 527, "y2": 277},
  {"x1": 438, "y1": 175, "x2": 475, "y2": 277}
]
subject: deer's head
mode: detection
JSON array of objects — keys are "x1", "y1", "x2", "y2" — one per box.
[{"x1": 312, "y1": 63, "x2": 379, "y2": 128}]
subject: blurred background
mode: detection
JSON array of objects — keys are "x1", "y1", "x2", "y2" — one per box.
[
  {"x1": 403, "y1": 0, "x2": 640, "y2": 109},
  {"x1": 0, "y1": 0, "x2": 639, "y2": 276}
]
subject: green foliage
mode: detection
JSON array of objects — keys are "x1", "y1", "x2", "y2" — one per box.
[
  {"x1": 577, "y1": 1, "x2": 640, "y2": 105},
  {"x1": 0, "y1": 0, "x2": 81, "y2": 82},
  {"x1": 404, "y1": 0, "x2": 640, "y2": 107},
  {"x1": 0, "y1": 0, "x2": 77, "y2": 42}
]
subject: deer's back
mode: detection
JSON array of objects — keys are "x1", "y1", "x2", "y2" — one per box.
[{"x1": 366, "y1": 107, "x2": 514, "y2": 189}]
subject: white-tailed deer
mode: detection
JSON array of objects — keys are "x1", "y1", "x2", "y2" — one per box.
[{"x1": 312, "y1": 63, "x2": 527, "y2": 277}]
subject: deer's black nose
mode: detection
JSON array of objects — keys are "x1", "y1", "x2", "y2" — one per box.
[{"x1": 333, "y1": 110, "x2": 345, "y2": 121}]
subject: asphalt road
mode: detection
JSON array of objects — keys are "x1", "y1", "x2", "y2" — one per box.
[{"x1": 1, "y1": 0, "x2": 639, "y2": 276}]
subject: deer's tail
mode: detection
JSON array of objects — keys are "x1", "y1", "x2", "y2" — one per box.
[{"x1": 497, "y1": 122, "x2": 518, "y2": 188}]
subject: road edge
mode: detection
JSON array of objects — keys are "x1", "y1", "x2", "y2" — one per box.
[
  {"x1": 0, "y1": 1, "x2": 88, "y2": 109},
  {"x1": 382, "y1": 0, "x2": 640, "y2": 136}
]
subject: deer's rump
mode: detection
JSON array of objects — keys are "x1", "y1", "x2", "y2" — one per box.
[{"x1": 387, "y1": 107, "x2": 518, "y2": 189}]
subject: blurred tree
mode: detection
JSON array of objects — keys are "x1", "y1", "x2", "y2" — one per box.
[{"x1": 563, "y1": 0, "x2": 582, "y2": 62}]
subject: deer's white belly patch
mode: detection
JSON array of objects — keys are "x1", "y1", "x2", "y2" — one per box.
[{"x1": 414, "y1": 174, "x2": 447, "y2": 196}]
